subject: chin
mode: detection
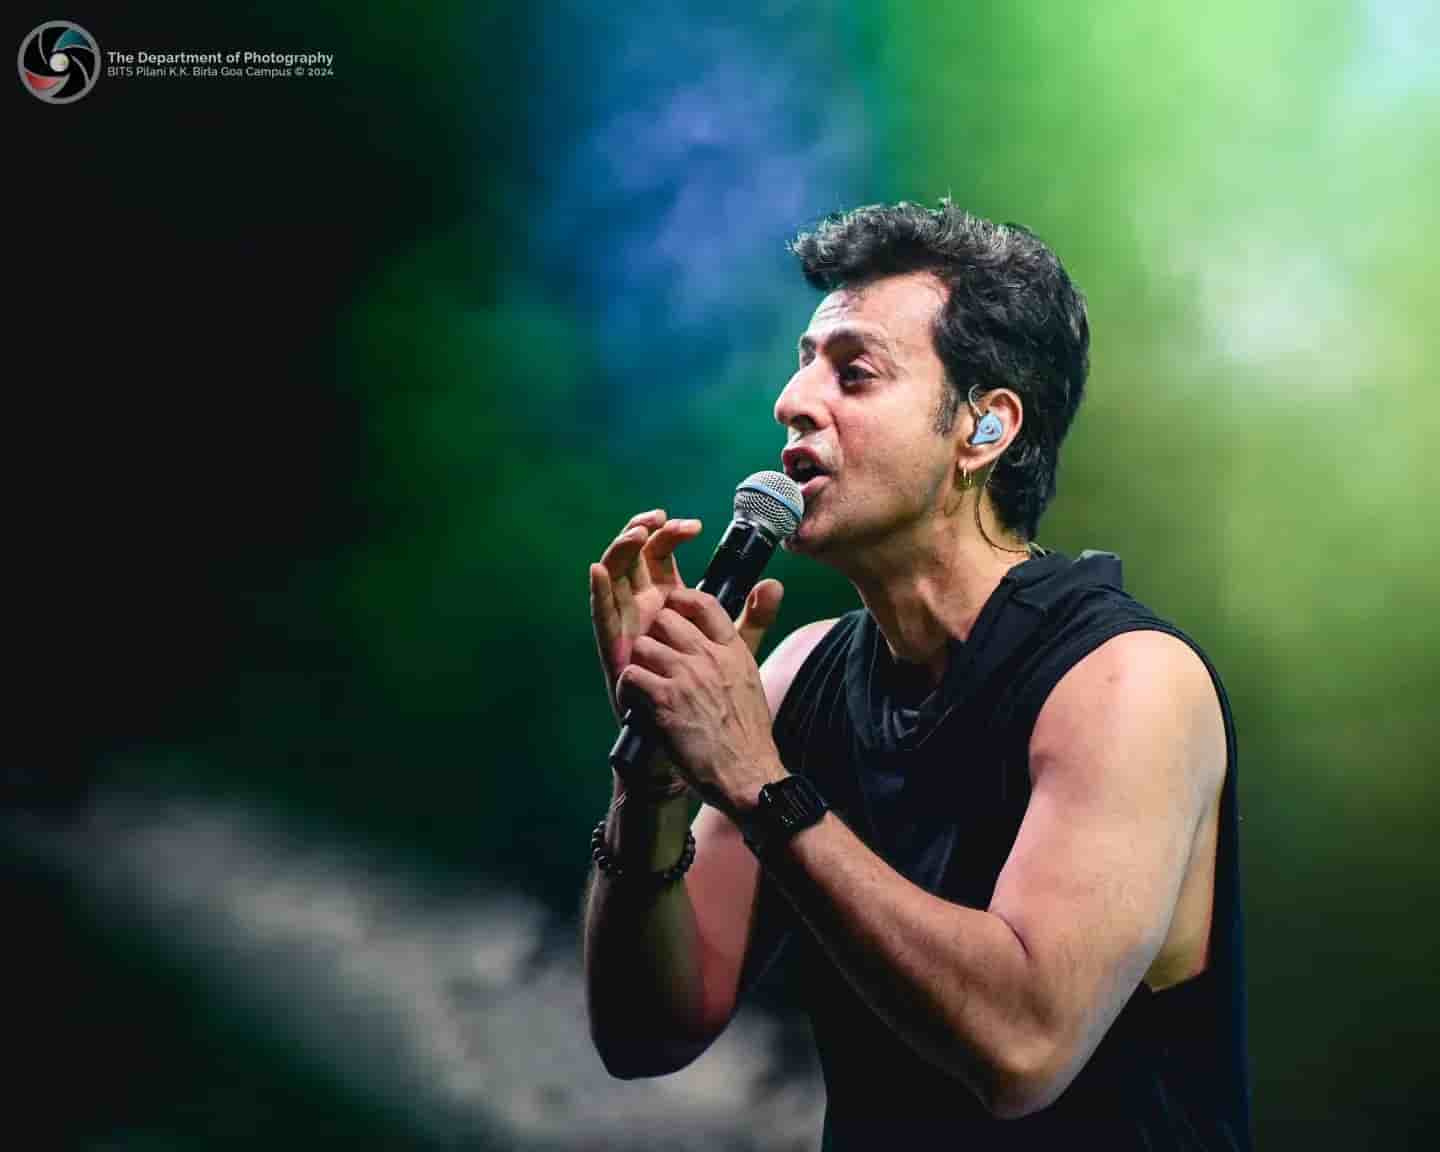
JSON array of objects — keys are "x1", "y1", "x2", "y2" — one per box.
[
  {"x1": 783, "y1": 518, "x2": 832, "y2": 558},
  {"x1": 782, "y1": 532, "x2": 809, "y2": 556}
]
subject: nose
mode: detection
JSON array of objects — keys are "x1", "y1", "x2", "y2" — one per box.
[{"x1": 774, "y1": 359, "x2": 829, "y2": 435}]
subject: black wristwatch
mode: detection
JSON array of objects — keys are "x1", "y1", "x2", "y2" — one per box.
[{"x1": 742, "y1": 774, "x2": 828, "y2": 856}]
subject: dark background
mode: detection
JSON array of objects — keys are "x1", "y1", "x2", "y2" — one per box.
[{"x1": 12, "y1": 2, "x2": 1439, "y2": 1148}]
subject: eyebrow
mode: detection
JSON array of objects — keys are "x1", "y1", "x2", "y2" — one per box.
[{"x1": 798, "y1": 325, "x2": 900, "y2": 370}]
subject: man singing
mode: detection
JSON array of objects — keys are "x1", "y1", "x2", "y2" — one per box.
[{"x1": 582, "y1": 201, "x2": 1250, "y2": 1149}]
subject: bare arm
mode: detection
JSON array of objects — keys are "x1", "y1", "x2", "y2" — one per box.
[
  {"x1": 750, "y1": 630, "x2": 1226, "y2": 1116},
  {"x1": 581, "y1": 530, "x2": 836, "y2": 1078}
]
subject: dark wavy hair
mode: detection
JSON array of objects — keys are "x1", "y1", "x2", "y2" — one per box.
[{"x1": 788, "y1": 200, "x2": 1089, "y2": 540}]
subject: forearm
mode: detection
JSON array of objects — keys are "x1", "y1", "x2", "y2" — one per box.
[
  {"x1": 582, "y1": 773, "x2": 712, "y2": 1077},
  {"x1": 757, "y1": 810, "x2": 1056, "y2": 1114}
]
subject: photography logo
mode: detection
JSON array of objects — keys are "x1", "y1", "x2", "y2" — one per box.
[{"x1": 18, "y1": 21, "x2": 100, "y2": 104}]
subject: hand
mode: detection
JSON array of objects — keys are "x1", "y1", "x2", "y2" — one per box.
[
  {"x1": 589, "y1": 511, "x2": 786, "y2": 723},
  {"x1": 590, "y1": 510, "x2": 700, "y2": 726},
  {"x1": 615, "y1": 587, "x2": 787, "y2": 818}
]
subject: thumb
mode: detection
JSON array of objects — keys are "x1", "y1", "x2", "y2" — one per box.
[{"x1": 737, "y1": 579, "x2": 784, "y2": 655}]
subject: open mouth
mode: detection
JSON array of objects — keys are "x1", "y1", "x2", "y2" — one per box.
[
  {"x1": 782, "y1": 445, "x2": 831, "y2": 486},
  {"x1": 787, "y1": 458, "x2": 825, "y2": 484},
  {"x1": 782, "y1": 447, "x2": 834, "y2": 508}
]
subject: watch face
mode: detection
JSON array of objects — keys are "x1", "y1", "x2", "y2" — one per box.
[
  {"x1": 745, "y1": 777, "x2": 827, "y2": 854},
  {"x1": 762, "y1": 776, "x2": 826, "y2": 832}
]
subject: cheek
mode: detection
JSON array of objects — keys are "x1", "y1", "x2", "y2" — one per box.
[
  {"x1": 868, "y1": 431, "x2": 951, "y2": 509},
  {"x1": 847, "y1": 418, "x2": 924, "y2": 483}
]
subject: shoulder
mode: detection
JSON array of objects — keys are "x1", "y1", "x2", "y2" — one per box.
[
  {"x1": 1029, "y1": 629, "x2": 1225, "y2": 799},
  {"x1": 758, "y1": 617, "x2": 843, "y2": 716}
]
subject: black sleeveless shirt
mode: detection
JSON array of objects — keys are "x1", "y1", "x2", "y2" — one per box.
[{"x1": 760, "y1": 550, "x2": 1251, "y2": 1150}]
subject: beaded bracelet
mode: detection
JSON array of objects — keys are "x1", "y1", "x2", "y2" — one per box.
[{"x1": 591, "y1": 818, "x2": 696, "y2": 888}]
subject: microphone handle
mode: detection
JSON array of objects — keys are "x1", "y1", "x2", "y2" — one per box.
[{"x1": 608, "y1": 519, "x2": 776, "y2": 779}]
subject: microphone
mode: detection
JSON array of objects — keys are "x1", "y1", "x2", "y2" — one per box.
[{"x1": 609, "y1": 470, "x2": 804, "y2": 780}]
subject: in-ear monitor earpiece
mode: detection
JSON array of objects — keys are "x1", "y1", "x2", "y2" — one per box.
[{"x1": 969, "y1": 410, "x2": 1004, "y2": 447}]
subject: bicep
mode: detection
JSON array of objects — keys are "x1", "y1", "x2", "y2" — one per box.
[{"x1": 988, "y1": 631, "x2": 1223, "y2": 1064}]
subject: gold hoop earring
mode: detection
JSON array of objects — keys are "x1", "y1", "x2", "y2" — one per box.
[{"x1": 958, "y1": 465, "x2": 972, "y2": 490}]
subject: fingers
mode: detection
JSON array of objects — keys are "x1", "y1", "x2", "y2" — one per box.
[
  {"x1": 616, "y1": 662, "x2": 666, "y2": 717},
  {"x1": 593, "y1": 511, "x2": 700, "y2": 663},
  {"x1": 597, "y1": 510, "x2": 667, "y2": 626},
  {"x1": 641, "y1": 518, "x2": 702, "y2": 587},
  {"x1": 647, "y1": 605, "x2": 710, "y2": 653},
  {"x1": 736, "y1": 579, "x2": 784, "y2": 655},
  {"x1": 630, "y1": 633, "x2": 686, "y2": 676},
  {"x1": 663, "y1": 587, "x2": 737, "y2": 644},
  {"x1": 589, "y1": 562, "x2": 619, "y2": 644},
  {"x1": 598, "y1": 510, "x2": 694, "y2": 585},
  {"x1": 600, "y1": 521, "x2": 655, "y2": 586},
  {"x1": 623, "y1": 509, "x2": 669, "y2": 534}
]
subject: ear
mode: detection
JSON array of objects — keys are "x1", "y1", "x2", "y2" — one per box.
[{"x1": 958, "y1": 388, "x2": 1023, "y2": 472}]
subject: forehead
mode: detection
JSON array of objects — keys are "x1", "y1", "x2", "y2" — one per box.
[{"x1": 804, "y1": 272, "x2": 946, "y2": 357}]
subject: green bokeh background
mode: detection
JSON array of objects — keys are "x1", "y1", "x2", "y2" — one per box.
[{"x1": 14, "y1": 1, "x2": 1438, "y2": 1147}]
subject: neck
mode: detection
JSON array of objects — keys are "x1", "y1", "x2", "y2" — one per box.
[{"x1": 839, "y1": 513, "x2": 1031, "y2": 690}]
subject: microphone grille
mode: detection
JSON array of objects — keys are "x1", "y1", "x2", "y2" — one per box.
[{"x1": 734, "y1": 471, "x2": 804, "y2": 539}]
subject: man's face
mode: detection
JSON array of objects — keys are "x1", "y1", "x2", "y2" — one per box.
[{"x1": 775, "y1": 271, "x2": 957, "y2": 560}]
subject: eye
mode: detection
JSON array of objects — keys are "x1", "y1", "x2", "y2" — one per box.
[{"x1": 839, "y1": 362, "x2": 873, "y2": 387}]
